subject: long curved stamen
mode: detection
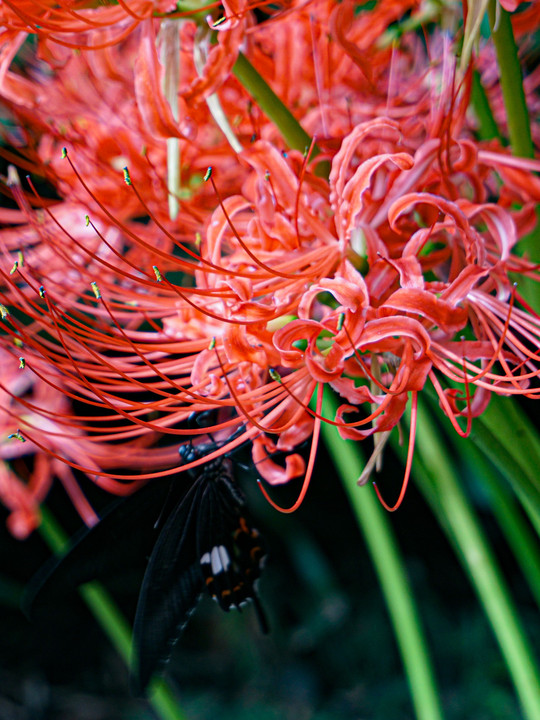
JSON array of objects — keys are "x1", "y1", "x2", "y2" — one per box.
[
  {"x1": 212, "y1": 343, "x2": 289, "y2": 434},
  {"x1": 256, "y1": 382, "x2": 323, "y2": 513},
  {"x1": 268, "y1": 364, "x2": 397, "y2": 431},
  {"x1": 459, "y1": 284, "x2": 518, "y2": 386},
  {"x1": 475, "y1": 309, "x2": 533, "y2": 392},
  {"x1": 373, "y1": 391, "x2": 417, "y2": 512},
  {"x1": 61, "y1": 151, "x2": 261, "y2": 280},
  {"x1": 156, "y1": 270, "x2": 276, "y2": 325},
  {"x1": 123, "y1": 168, "x2": 269, "y2": 277},
  {"x1": 428, "y1": 370, "x2": 471, "y2": 437},
  {"x1": 91, "y1": 284, "x2": 218, "y2": 400},
  {"x1": 5, "y1": 259, "x2": 257, "y2": 418},
  {"x1": 294, "y1": 137, "x2": 318, "y2": 248},
  {"x1": 53, "y1": 460, "x2": 100, "y2": 528},
  {"x1": 207, "y1": 171, "x2": 330, "y2": 281},
  {"x1": 460, "y1": 336, "x2": 473, "y2": 438},
  {"x1": 115, "y1": 0, "x2": 149, "y2": 22},
  {"x1": 30, "y1": 23, "x2": 140, "y2": 51},
  {"x1": 40, "y1": 289, "x2": 227, "y2": 428},
  {"x1": 343, "y1": 323, "x2": 415, "y2": 397},
  {"x1": 16, "y1": 419, "x2": 257, "y2": 485},
  {"x1": 24, "y1": 176, "x2": 171, "y2": 291}
]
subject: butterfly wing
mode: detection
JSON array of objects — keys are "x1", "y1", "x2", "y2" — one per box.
[
  {"x1": 131, "y1": 479, "x2": 207, "y2": 694},
  {"x1": 23, "y1": 480, "x2": 174, "y2": 618},
  {"x1": 25, "y1": 450, "x2": 267, "y2": 694},
  {"x1": 132, "y1": 462, "x2": 268, "y2": 693}
]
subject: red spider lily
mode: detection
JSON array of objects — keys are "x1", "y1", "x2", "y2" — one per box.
[
  {"x1": 1, "y1": 0, "x2": 539, "y2": 529},
  {"x1": 0, "y1": 0, "x2": 166, "y2": 48},
  {"x1": 0, "y1": 0, "x2": 299, "y2": 131},
  {"x1": 0, "y1": 25, "x2": 251, "y2": 214},
  {"x1": 0, "y1": 0, "x2": 259, "y2": 52}
]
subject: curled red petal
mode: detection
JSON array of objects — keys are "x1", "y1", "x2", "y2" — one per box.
[
  {"x1": 252, "y1": 436, "x2": 305, "y2": 485},
  {"x1": 381, "y1": 288, "x2": 468, "y2": 335}
]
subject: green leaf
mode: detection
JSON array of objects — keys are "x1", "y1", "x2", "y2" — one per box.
[
  {"x1": 472, "y1": 397, "x2": 540, "y2": 534},
  {"x1": 408, "y1": 399, "x2": 540, "y2": 720}
]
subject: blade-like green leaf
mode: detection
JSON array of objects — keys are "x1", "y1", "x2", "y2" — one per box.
[{"x1": 406, "y1": 399, "x2": 540, "y2": 720}]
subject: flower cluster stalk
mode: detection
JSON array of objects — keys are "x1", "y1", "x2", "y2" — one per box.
[
  {"x1": 488, "y1": 0, "x2": 533, "y2": 159},
  {"x1": 320, "y1": 389, "x2": 444, "y2": 720}
]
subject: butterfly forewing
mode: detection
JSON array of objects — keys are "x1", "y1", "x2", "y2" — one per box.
[
  {"x1": 131, "y1": 479, "x2": 206, "y2": 694},
  {"x1": 23, "y1": 480, "x2": 174, "y2": 617}
]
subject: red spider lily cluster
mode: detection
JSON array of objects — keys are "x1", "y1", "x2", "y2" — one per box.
[{"x1": 1, "y1": 0, "x2": 540, "y2": 536}]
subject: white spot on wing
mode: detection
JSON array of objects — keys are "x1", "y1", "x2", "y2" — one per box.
[
  {"x1": 201, "y1": 546, "x2": 231, "y2": 574},
  {"x1": 218, "y1": 545, "x2": 230, "y2": 572},
  {"x1": 209, "y1": 545, "x2": 230, "y2": 574}
]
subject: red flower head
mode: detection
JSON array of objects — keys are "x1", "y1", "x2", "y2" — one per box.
[{"x1": 1, "y1": 0, "x2": 539, "y2": 528}]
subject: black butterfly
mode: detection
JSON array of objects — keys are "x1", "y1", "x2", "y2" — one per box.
[{"x1": 24, "y1": 443, "x2": 267, "y2": 694}]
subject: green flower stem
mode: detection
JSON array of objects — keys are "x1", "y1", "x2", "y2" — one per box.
[
  {"x1": 487, "y1": 0, "x2": 540, "y2": 285},
  {"x1": 487, "y1": 0, "x2": 533, "y2": 158},
  {"x1": 320, "y1": 390, "x2": 444, "y2": 720},
  {"x1": 410, "y1": 399, "x2": 540, "y2": 720},
  {"x1": 38, "y1": 506, "x2": 187, "y2": 720},
  {"x1": 232, "y1": 53, "x2": 315, "y2": 155},
  {"x1": 473, "y1": 398, "x2": 540, "y2": 534},
  {"x1": 232, "y1": 53, "x2": 331, "y2": 177}
]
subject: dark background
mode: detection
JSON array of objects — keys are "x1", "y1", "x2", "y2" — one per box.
[{"x1": 1, "y1": 436, "x2": 538, "y2": 720}]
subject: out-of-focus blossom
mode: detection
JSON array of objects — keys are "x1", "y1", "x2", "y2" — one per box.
[
  {"x1": 0, "y1": 347, "x2": 99, "y2": 537},
  {"x1": 0, "y1": 1, "x2": 227, "y2": 52}
]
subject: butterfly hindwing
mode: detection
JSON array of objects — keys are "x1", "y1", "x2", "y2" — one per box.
[{"x1": 198, "y1": 469, "x2": 265, "y2": 612}]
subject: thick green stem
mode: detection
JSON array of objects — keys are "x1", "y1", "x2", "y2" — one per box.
[
  {"x1": 471, "y1": 69, "x2": 502, "y2": 141},
  {"x1": 320, "y1": 390, "x2": 444, "y2": 720},
  {"x1": 38, "y1": 507, "x2": 188, "y2": 720},
  {"x1": 487, "y1": 0, "x2": 540, "y2": 277},
  {"x1": 232, "y1": 52, "x2": 330, "y2": 177},
  {"x1": 410, "y1": 400, "x2": 540, "y2": 720},
  {"x1": 488, "y1": 0, "x2": 533, "y2": 158},
  {"x1": 233, "y1": 52, "x2": 316, "y2": 155}
]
